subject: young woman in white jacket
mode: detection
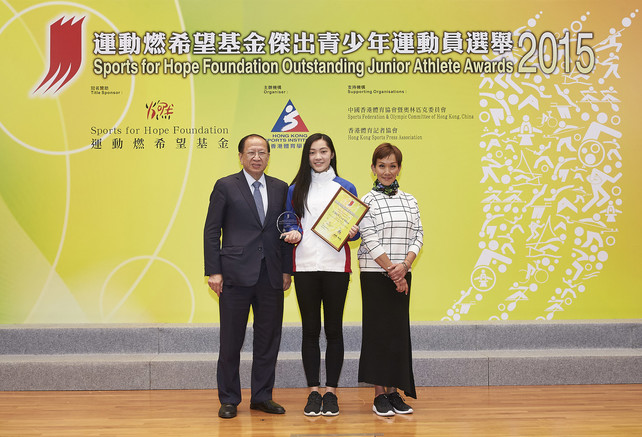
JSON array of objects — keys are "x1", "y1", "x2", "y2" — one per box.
[{"x1": 282, "y1": 133, "x2": 359, "y2": 417}]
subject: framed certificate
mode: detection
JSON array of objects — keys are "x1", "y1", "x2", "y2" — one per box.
[{"x1": 311, "y1": 187, "x2": 369, "y2": 251}]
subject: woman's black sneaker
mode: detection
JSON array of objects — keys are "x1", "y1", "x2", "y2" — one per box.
[
  {"x1": 387, "y1": 391, "x2": 413, "y2": 414},
  {"x1": 372, "y1": 394, "x2": 394, "y2": 416},
  {"x1": 322, "y1": 392, "x2": 339, "y2": 416},
  {"x1": 304, "y1": 391, "x2": 322, "y2": 416}
]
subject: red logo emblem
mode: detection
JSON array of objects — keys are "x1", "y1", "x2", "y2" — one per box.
[{"x1": 34, "y1": 16, "x2": 85, "y2": 95}]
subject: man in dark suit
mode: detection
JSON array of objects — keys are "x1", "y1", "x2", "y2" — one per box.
[{"x1": 204, "y1": 134, "x2": 293, "y2": 419}]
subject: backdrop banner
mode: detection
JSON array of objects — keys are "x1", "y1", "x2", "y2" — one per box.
[{"x1": 1, "y1": 0, "x2": 640, "y2": 323}]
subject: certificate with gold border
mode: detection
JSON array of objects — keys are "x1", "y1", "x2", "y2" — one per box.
[{"x1": 311, "y1": 187, "x2": 369, "y2": 251}]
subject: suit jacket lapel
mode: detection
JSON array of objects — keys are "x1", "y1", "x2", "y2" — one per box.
[
  {"x1": 234, "y1": 170, "x2": 263, "y2": 226},
  {"x1": 265, "y1": 176, "x2": 280, "y2": 224}
]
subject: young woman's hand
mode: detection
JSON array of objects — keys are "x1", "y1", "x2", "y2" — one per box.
[{"x1": 281, "y1": 230, "x2": 302, "y2": 244}]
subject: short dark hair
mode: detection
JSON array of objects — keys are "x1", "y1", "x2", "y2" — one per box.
[
  {"x1": 238, "y1": 134, "x2": 270, "y2": 154},
  {"x1": 372, "y1": 143, "x2": 402, "y2": 166}
]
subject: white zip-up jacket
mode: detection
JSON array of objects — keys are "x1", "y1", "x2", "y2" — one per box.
[{"x1": 285, "y1": 168, "x2": 359, "y2": 272}]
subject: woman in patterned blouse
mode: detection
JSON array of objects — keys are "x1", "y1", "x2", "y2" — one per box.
[{"x1": 357, "y1": 143, "x2": 424, "y2": 417}]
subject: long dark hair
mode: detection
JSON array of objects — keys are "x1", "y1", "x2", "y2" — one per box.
[{"x1": 290, "y1": 133, "x2": 338, "y2": 218}]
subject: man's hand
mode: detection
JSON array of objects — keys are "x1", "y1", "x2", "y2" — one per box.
[
  {"x1": 283, "y1": 273, "x2": 292, "y2": 291},
  {"x1": 208, "y1": 274, "x2": 223, "y2": 297}
]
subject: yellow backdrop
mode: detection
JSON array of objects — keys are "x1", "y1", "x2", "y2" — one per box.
[{"x1": 1, "y1": 0, "x2": 640, "y2": 323}]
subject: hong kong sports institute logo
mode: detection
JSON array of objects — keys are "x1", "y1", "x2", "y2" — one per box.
[
  {"x1": 33, "y1": 16, "x2": 86, "y2": 95},
  {"x1": 271, "y1": 100, "x2": 309, "y2": 132}
]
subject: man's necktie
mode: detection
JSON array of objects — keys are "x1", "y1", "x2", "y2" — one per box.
[{"x1": 252, "y1": 181, "x2": 265, "y2": 225}]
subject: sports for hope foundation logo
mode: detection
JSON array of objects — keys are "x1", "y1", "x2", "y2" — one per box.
[{"x1": 33, "y1": 15, "x2": 86, "y2": 95}]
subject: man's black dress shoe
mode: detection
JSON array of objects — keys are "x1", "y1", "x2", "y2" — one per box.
[
  {"x1": 218, "y1": 403, "x2": 237, "y2": 419},
  {"x1": 249, "y1": 400, "x2": 286, "y2": 414}
]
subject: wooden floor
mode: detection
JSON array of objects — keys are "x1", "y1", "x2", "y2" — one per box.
[{"x1": 1, "y1": 385, "x2": 641, "y2": 436}]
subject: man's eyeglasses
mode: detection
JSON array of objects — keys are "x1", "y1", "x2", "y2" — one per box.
[{"x1": 245, "y1": 151, "x2": 268, "y2": 158}]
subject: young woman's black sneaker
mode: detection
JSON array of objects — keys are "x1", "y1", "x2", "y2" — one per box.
[
  {"x1": 304, "y1": 391, "x2": 323, "y2": 416},
  {"x1": 372, "y1": 394, "x2": 395, "y2": 416},
  {"x1": 387, "y1": 391, "x2": 413, "y2": 414},
  {"x1": 322, "y1": 392, "x2": 340, "y2": 416}
]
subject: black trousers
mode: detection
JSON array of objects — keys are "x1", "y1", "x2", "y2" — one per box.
[
  {"x1": 294, "y1": 271, "x2": 350, "y2": 388},
  {"x1": 217, "y1": 260, "x2": 284, "y2": 405}
]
